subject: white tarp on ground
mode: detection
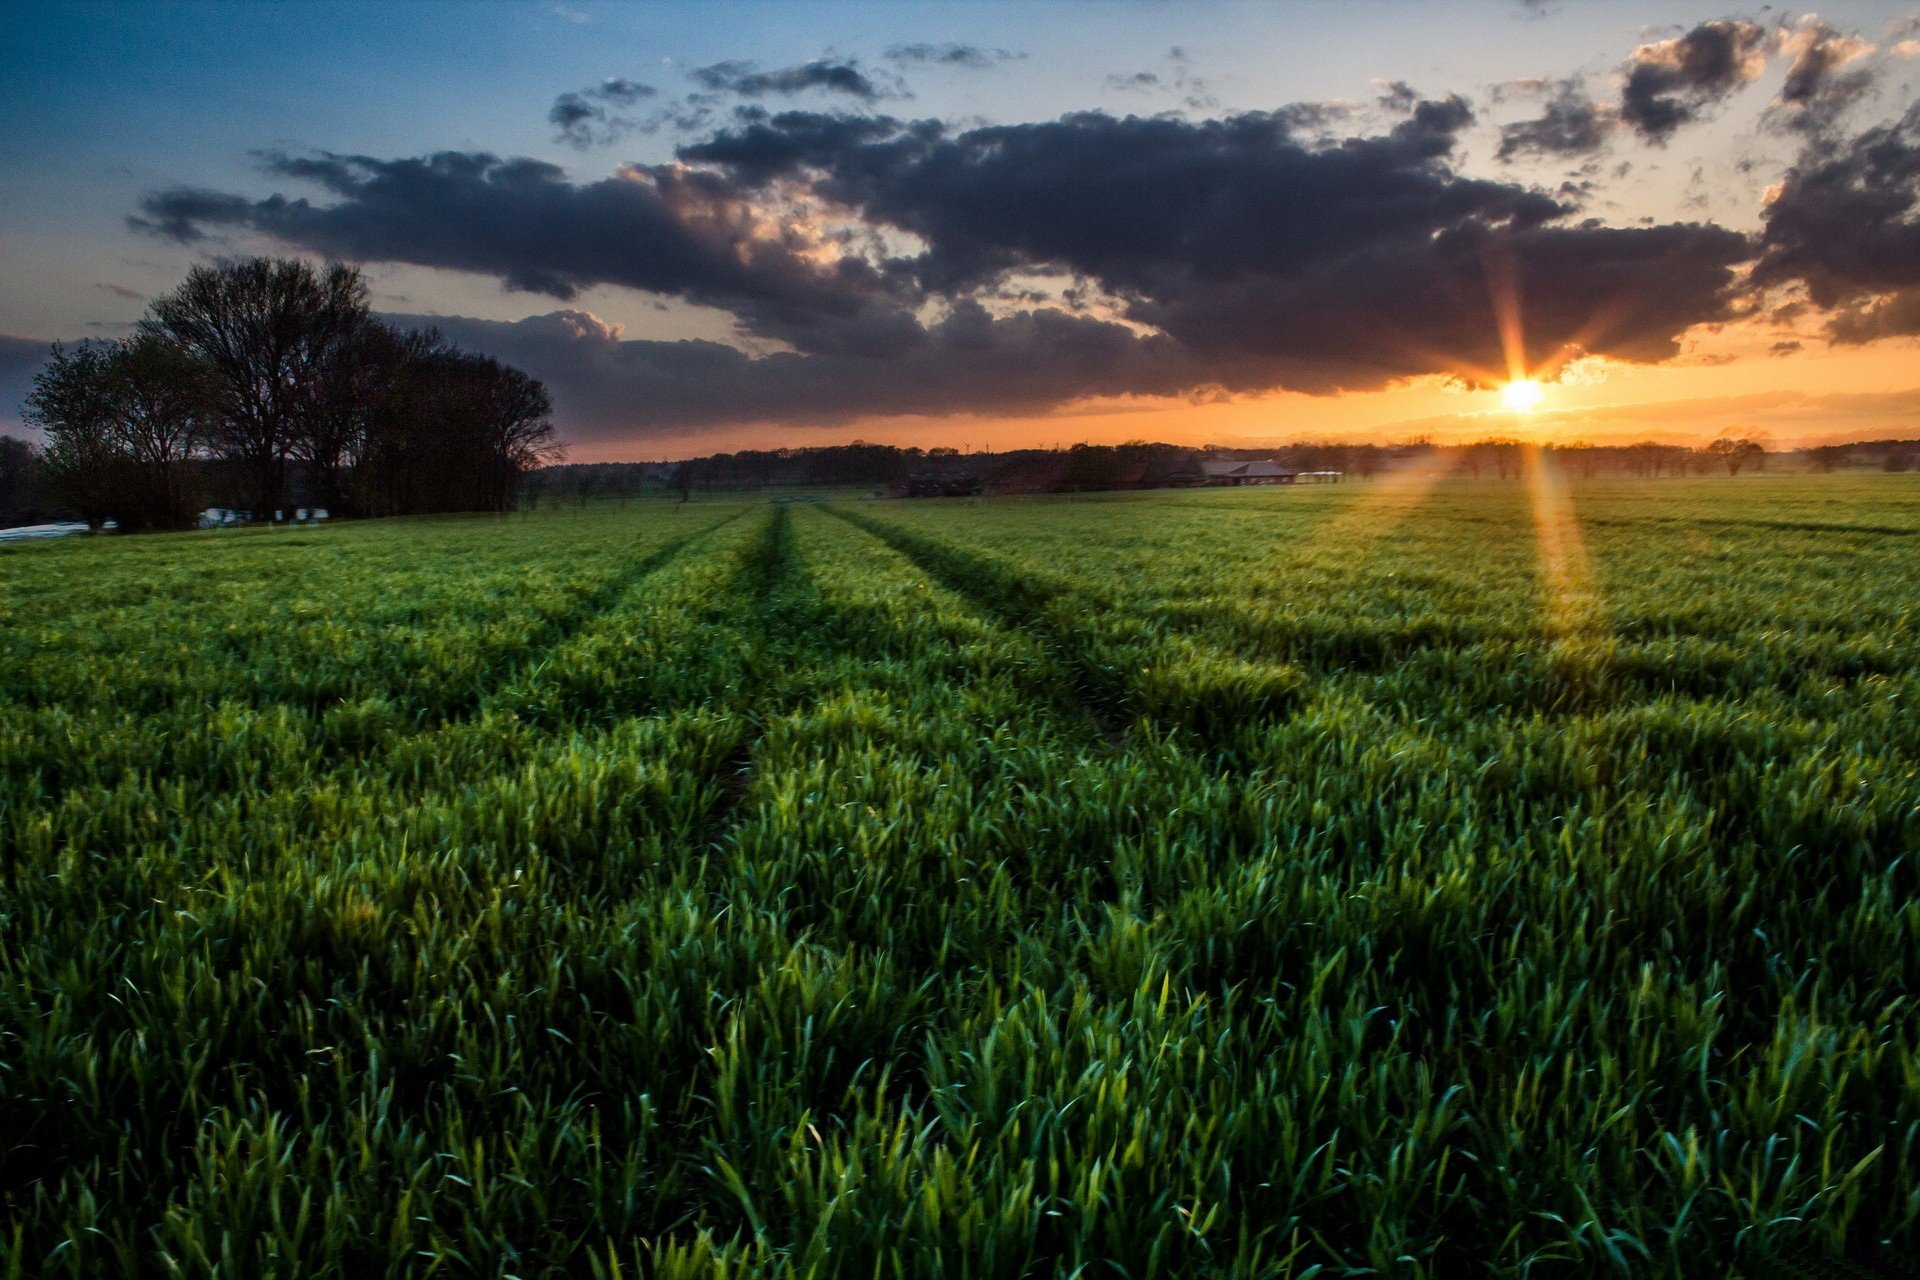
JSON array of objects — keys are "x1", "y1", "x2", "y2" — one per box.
[{"x1": 0, "y1": 522, "x2": 89, "y2": 545}]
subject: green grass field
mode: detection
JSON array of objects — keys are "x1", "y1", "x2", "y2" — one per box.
[{"x1": 2, "y1": 474, "x2": 1917, "y2": 1277}]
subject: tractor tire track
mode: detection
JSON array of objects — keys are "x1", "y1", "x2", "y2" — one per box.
[
  {"x1": 428, "y1": 510, "x2": 741, "y2": 728},
  {"x1": 821, "y1": 504, "x2": 1138, "y2": 748},
  {"x1": 824, "y1": 504, "x2": 1313, "y2": 758}
]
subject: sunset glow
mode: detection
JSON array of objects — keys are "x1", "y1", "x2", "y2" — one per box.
[
  {"x1": 1522, "y1": 441, "x2": 1602, "y2": 639},
  {"x1": 1501, "y1": 379, "x2": 1547, "y2": 413},
  {"x1": 5, "y1": 2, "x2": 1920, "y2": 458},
  {"x1": 10, "y1": 4, "x2": 1920, "y2": 1269}
]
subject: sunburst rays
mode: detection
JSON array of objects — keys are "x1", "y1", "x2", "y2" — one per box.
[
  {"x1": 1522, "y1": 442, "x2": 1602, "y2": 640},
  {"x1": 1280, "y1": 233, "x2": 1611, "y2": 646}
]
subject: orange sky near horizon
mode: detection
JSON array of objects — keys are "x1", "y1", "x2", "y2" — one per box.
[
  {"x1": 562, "y1": 324, "x2": 1920, "y2": 462},
  {"x1": 17, "y1": 3, "x2": 1920, "y2": 465}
]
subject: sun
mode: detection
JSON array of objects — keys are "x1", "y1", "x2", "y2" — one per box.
[{"x1": 1501, "y1": 378, "x2": 1546, "y2": 412}]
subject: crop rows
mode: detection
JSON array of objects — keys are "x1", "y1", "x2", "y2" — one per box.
[{"x1": 1, "y1": 476, "x2": 1917, "y2": 1277}]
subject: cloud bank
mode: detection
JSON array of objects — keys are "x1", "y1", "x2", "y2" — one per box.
[
  {"x1": 0, "y1": 337, "x2": 51, "y2": 435},
  {"x1": 133, "y1": 94, "x2": 1760, "y2": 438},
  {"x1": 1757, "y1": 101, "x2": 1920, "y2": 341},
  {"x1": 107, "y1": 15, "x2": 1920, "y2": 442}
]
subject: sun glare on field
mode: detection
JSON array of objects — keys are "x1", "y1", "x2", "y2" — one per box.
[{"x1": 1501, "y1": 378, "x2": 1546, "y2": 412}]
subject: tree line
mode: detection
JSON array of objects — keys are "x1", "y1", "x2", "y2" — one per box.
[
  {"x1": 528, "y1": 437, "x2": 1821, "y2": 503},
  {"x1": 528, "y1": 440, "x2": 1394, "y2": 505},
  {"x1": 15, "y1": 258, "x2": 559, "y2": 530}
]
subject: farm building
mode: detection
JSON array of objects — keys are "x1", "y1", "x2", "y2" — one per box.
[
  {"x1": 1200, "y1": 459, "x2": 1299, "y2": 486},
  {"x1": 982, "y1": 454, "x2": 1072, "y2": 495},
  {"x1": 895, "y1": 464, "x2": 984, "y2": 498}
]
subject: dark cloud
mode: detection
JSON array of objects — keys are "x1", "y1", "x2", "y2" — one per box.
[
  {"x1": 126, "y1": 187, "x2": 254, "y2": 241},
  {"x1": 1770, "y1": 21, "x2": 1878, "y2": 136},
  {"x1": 0, "y1": 336, "x2": 53, "y2": 434},
  {"x1": 549, "y1": 94, "x2": 597, "y2": 137},
  {"x1": 688, "y1": 101, "x2": 1738, "y2": 393},
  {"x1": 1754, "y1": 102, "x2": 1920, "y2": 320},
  {"x1": 136, "y1": 98, "x2": 1756, "y2": 430},
  {"x1": 1272, "y1": 99, "x2": 1364, "y2": 138},
  {"x1": 688, "y1": 102, "x2": 1520, "y2": 296},
  {"x1": 1826, "y1": 290, "x2": 1920, "y2": 343},
  {"x1": 1393, "y1": 94, "x2": 1475, "y2": 157},
  {"x1": 1102, "y1": 47, "x2": 1216, "y2": 111},
  {"x1": 549, "y1": 77, "x2": 659, "y2": 147},
  {"x1": 675, "y1": 110, "x2": 925, "y2": 182},
  {"x1": 386, "y1": 305, "x2": 1212, "y2": 439},
  {"x1": 883, "y1": 43, "x2": 1020, "y2": 69},
  {"x1": 1130, "y1": 219, "x2": 1750, "y2": 390},
  {"x1": 1377, "y1": 80, "x2": 1421, "y2": 113},
  {"x1": 131, "y1": 150, "x2": 910, "y2": 347},
  {"x1": 690, "y1": 58, "x2": 892, "y2": 101},
  {"x1": 595, "y1": 78, "x2": 654, "y2": 105},
  {"x1": 1497, "y1": 79, "x2": 1614, "y2": 160},
  {"x1": 1619, "y1": 19, "x2": 1768, "y2": 141}
]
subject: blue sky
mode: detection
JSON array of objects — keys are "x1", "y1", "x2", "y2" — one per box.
[{"x1": 7, "y1": 1, "x2": 1920, "y2": 455}]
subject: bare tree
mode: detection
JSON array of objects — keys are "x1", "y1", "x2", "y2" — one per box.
[
  {"x1": 352, "y1": 333, "x2": 560, "y2": 515},
  {"x1": 299, "y1": 322, "x2": 394, "y2": 517},
  {"x1": 469, "y1": 356, "x2": 562, "y2": 512},
  {"x1": 24, "y1": 337, "x2": 212, "y2": 529},
  {"x1": 0, "y1": 436, "x2": 42, "y2": 521},
  {"x1": 1804, "y1": 444, "x2": 1850, "y2": 474},
  {"x1": 24, "y1": 344, "x2": 122, "y2": 526},
  {"x1": 1462, "y1": 438, "x2": 1521, "y2": 480},
  {"x1": 143, "y1": 259, "x2": 370, "y2": 517},
  {"x1": 1704, "y1": 434, "x2": 1767, "y2": 476},
  {"x1": 111, "y1": 333, "x2": 217, "y2": 525}
]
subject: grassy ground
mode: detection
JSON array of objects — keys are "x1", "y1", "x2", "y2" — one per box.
[{"x1": 1, "y1": 473, "x2": 1916, "y2": 1277}]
